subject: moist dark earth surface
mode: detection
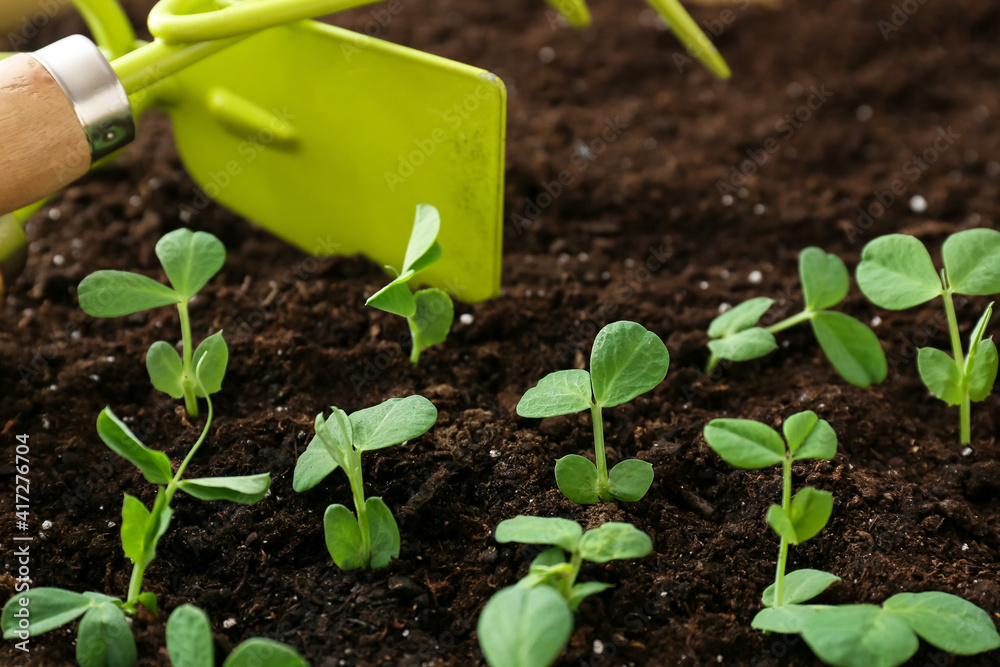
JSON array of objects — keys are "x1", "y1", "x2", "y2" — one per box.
[{"x1": 3, "y1": 0, "x2": 1000, "y2": 665}]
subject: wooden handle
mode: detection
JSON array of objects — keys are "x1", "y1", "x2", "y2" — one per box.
[{"x1": 0, "y1": 54, "x2": 91, "y2": 213}]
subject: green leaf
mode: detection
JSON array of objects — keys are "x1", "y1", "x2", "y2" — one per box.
[
  {"x1": 802, "y1": 605, "x2": 918, "y2": 667},
  {"x1": 1, "y1": 588, "x2": 93, "y2": 639},
  {"x1": 516, "y1": 369, "x2": 593, "y2": 418},
  {"x1": 81, "y1": 592, "x2": 120, "y2": 607},
  {"x1": 530, "y1": 546, "x2": 566, "y2": 569},
  {"x1": 366, "y1": 497, "x2": 401, "y2": 569},
  {"x1": 608, "y1": 459, "x2": 654, "y2": 502},
  {"x1": 751, "y1": 605, "x2": 817, "y2": 634},
  {"x1": 134, "y1": 592, "x2": 158, "y2": 616},
  {"x1": 544, "y1": 0, "x2": 591, "y2": 28},
  {"x1": 703, "y1": 419, "x2": 785, "y2": 469},
  {"x1": 178, "y1": 473, "x2": 271, "y2": 505},
  {"x1": 762, "y1": 569, "x2": 841, "y2": 607},
  {"x1": 146, "y1": 341, "x2": 185, "y2": 399},
  {"x1": 78, "y1": 270, "x2": 182, "y2": 317},
  {"x1": 766, "y1": 503, "x2": 796, "y2": 543},
  {"x1": 706, "y1": 327, "x2": 777, "y2": 363},
  {"x1": 590, "y1": 321, "x2": 670, "y2": 408},
  {"x1": 366, "y1": 270, "x2": 417, "y2": 318},
  {"x1": 811, "y1": 311, "x2": 887, "y2": 387},
  {"x1": 917, "y1": 347, "x2": 963, "y2": 406},
  {"x1": 554, "y1": 454, "x2": 601, "y2": 504},
  {"x1": 403, "y1": 204, "x2": 442, "y2": 274},
  {"x1": 969, "y1": 339, "x2": 998, "y2": 402},
  {"x1": 768, "y1": 488, "x2": 833, "y2": 544},
  {"x1": 76, "y1": 603, "x2": 137, "y2": 667},
  {"x1": 223, "y1": 638, "x2": 308, "y2": 667},
  {"x1": 412, "y1": 288, "x2": 453, "y2": 350},
  {"x1": 476, "y1": 585, "x2": 573, "y2": 667},
  {"x1": 965, "y1": 302, "x2": 994, "y2": 367},
  {"x1": 323, "y1": 504, "x2": 365, "y2": 571},
  {"x1": 351, "y1": 395, "x2": 438, "y2": 451},
  {"x1": 315, "y1": 409, "x2": 353, "y2": 468},
  {"x1": 784, "y1": 412, "x2": 837, "y2": 461},
  {"x1": 568, "y1": 582, "x2": 614, "y2": 611},
  {"x1": 495, "y1": 515, "x2": 583, "y2": 553},
  {"x1": 121, "y1": 494, "x2": 151, "y2": 564},
  {"x1": 96, "y1": 408, "x2": 173, "y2": 485},
  {"x1": 942, "y1": 228, "x2": 1000, "y2": 295},
  {"x1": 292, "y1": 434, "x2": 339, "y2": 492},
  {"x1": 578, "y1": 523, "x2": 652, "y2": 562},
  {"x1": 800, "y1": 247, "x2": 850, "y2": 311},
  {"x1": 192, "y1": 331, "x2": 228, "y2": 397},
  {"x1": 707, "y1": 297, "x2": 774, "y2": 338},
  {"x1": 166, "y1": 604, "x2": 214, "y2": 667},
  {"x1": 883, "y1": 591, "x2": 1000, "y2": 655},
  {"x1": 856, "y1": 234, "x2": 942, "y2": 309},
  {"x1": 155, "y1": 228, "x2": 226, "y2": 300}
]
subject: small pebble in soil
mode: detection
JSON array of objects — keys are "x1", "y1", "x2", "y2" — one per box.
[
  {"x1": 538, "y1": 46, "x2": 555, "y2": 63},
  {"x1": 129, "y1": 195, "x2": 142, "y2": 207},
  {"x1": 718, "y1": 302, "x2": 731, "y2": 314},
  {"x1": 460, "y1": 313, "x2": 474, "y2": 325},
  {"x1": 909, "y1": 195, "x2": 928, "y2": 212},
  {"x1": 593, "y1": 640, "x2": 604, "y2": 655},
  {"x1": 489, "y1": 449, "x2": 499, "y2": 458},
  {"x1": 625, "y1": 258, "x2": 635, "y2": 267},
  {"x1": 601, "y1": 271, "x2": 611, "y2": 280},
  {"x1": 53, "y1": 254, "x2": 64, "y2": 266},
  {"x1": 753, "y1": 204, "x2": 766, "y2": 215},
  {"x1": 108, "y1": 521, "x2": 116, "y2": 528},
  {"x1": 962, "y1": 543, "x2": 969, "y2": 551},
  {"x1": 871, "y1": 316, "x2": 882, "y2": 327},
  {"x1": 48, "y1": 208, "x2": 61, "y2": 221},
  {"x1": 962, "y1": 447, "x2": 973, "y2": 457},
  {"x1": 578, "y1": 252, "x2": 589, "y2": 262},
  {"x1": 42, "y1": 521, "x2": 52, "y2": 530},
  {"x1": 402, "y1": 630, "x2": 410, "y2": 637},
  {"x1": 223, "y1": 618, "x2": 236, "y2": 629},
  {"x1": 699, "y1": 281, "x2": 708, "y2": 290},
  {"x1": 721, "y1": 194, "x2": 734, "y2": 206},
  {"x1": 748, "y1": 270, "x2": 762, "y2": 284},
  {"x1": 855, "y1": 104, "x2": 873, "y2": 121}
]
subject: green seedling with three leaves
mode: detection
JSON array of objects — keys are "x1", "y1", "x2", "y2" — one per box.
[
  {"x1": 703, "y1": 412, "x2": 1000, "y2": 667},
  {"x1": 0, "y1": 361, "x2": 271, "y2": 667},
  {"x1": 78, "y1": 228, "x2": 228, "y2": 416},
  {"x1": 706, "y1": 247, "x2": 887, "y2": 388},
  {"x1": 856, "y1": 229, "x2": 1000, "y2": 444},
  {"x1": 166, "y1": 604, "x2": 308, "y2": 667},
  {"x1": 477, "y1": 516, "x2": 652, "y2": 667},
  {"x1": 366, "y1": 204, "x2": 454, "y2": 365},
  {"x1": 293, "y1": 396, "x2": 438, "y2": 570},
  {"x1": 517, "y1": 321, "x2": 669, "y2": 504}
]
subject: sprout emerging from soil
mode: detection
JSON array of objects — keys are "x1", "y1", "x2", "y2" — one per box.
[
  {"x1": 0, "y1": 361, "x2": 271, "y2": 665},
  {"x1": 856, "y1": 230, "x2": 1000, "y2": 444},
  {"x1": 703, "y1": 411, "x2": 1000, "y2": 667},
  {"x1": 366, "y1": 204, "x2": 454, "y2": 366},
  {"x1": 78, "y1": 228, "x2": 228, "y2": 416},
  {"x1": 516, "y1": 321, "x2": 669, "y2": 504},
  {"x1": 293, "y1": 396, "x2": 438, "y2": 570},
  {"x1": 477, "y1": 516, "x2": 652, "y2": 667},
  {"x1": 706, "y1": 246, "x2": 887, "y2": 388},
  {"x1": 166, "y1": 604, "x2": 307, "y2": 667}
]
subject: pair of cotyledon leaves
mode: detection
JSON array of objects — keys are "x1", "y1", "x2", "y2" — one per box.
[
  {"x1": 708, "y1": 247, "x2": 887, "y2": 388},
  {"x1": 365, "y1": 204, "x2": 453, "y2": 353},
  {"x1": 516, "y1": 321, "x2": 669, "y2": 503},
  {"x1": 477, "y1": 516, "x2": 652, "y2": 667},
  {"x1": 857, "y1": 230, "x2": 1000, "y2": 407},
  {"x1": 293, "y1": 396, "x2": 438, "y2": 569}
]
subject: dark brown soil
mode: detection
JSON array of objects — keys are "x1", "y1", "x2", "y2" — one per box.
[{"x1": 3, "y1": 0, "x2": 1000, "y2": 665}]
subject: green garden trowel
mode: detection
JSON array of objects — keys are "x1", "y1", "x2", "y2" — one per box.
[{"x1": 0, "y1": 0, "x2": 507, "y2": 302}]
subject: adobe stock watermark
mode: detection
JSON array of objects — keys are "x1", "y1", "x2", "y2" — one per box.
[
  {"x1": 338, "y1": 0, "x2": 417, "y2": 61},
  {"x1": 878, "y1": 0, "x2": 931, "y2": 41},
  {"x1": 844, "y1": 126, "x2": 959, "y2": 244},
  {"x1": 716, "y1": 84, "x2": 833, "y2": 196}
]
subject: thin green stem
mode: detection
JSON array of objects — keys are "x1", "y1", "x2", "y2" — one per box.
[
  {"x1": 348, "y1": 462, "x2": 371, "y2": 565},
  {"x1": 177, "y1": 302, "x2": 199, "y2": 416},
  {"x1": 407, "y1": 317, "x2": 421, "y2": 366},
  {"x1": 774, "y1": 457, "x2": 792, "y2": 607},
  {"x1": 766, "y1": 310, "x2": 814, "y2": 335},
  {"x1": 591, "y1": 404, "x2": 612, "y2": 501},
  {"x1": 942, "y1": 290, "x2": 971, "y2": 444},
  {"x1": 561, "y1": 550, "x2": 583, "y2": 600},
  {"x1": 705, "y1": 353, "x2": 720, "y2": 375}
]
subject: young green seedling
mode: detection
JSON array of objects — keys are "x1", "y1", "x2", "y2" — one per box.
[
  {"x1": 517, "y1": 321, "x2": 669, "y2": 504},
  {"x1": 703, "y1": 412, "x2": 1000, "y2": 667},
  {"x1": 166, "y1": 604, "x2": 309, "y2": 667},
  {"x1": 856, "y1": 230, "x2": 1000, "y2": 444},
  {"x1": 78, "y1": 228, "x2": 228, "y2": 416},
  {"x1": 477, "y1": 516, "x2": 652, "y2": 667},
  {"x1": 292, "y1": 396, "x2": 438, "y2": 570},
  {"x1": 0, "y1": 360, "x2": 271, "y2": 667},
  {"x1": 365, "y1": 204, "x2": 454, "y2": 365},
  {"x1": 706, "y1": 247, "x2": 887, "y2": 388}
]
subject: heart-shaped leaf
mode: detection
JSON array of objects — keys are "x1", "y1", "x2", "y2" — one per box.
[
  {"x1": 811, "y1": 311, "x2": 887, "y2": 387},
  {"x1": 351, "y1": 395, "x2": 438, "y2": 451},
  {"x1": 917, "y1": 347, "x2": 963, "y2": 406},
  {"x1": 76, "y1": 603, "x2": 137, "y2": 667},
  {"x1": 476, "y1": 585, "x2": 573, "y2": 667},
  {"x1": 762, "y1": 569, "x2": 841, "y2": 607},
  {"x1": 121, "y1": 494, "x2": 152, "y2": 565},
  {"x1": 366, "y1": 270, "x2": 417, "y2": 318},
  {"x1": 178, "y1": 473, "x2": 271, "y2": 505},
  {"x1": 146, "y1": 341, "x2": 185, "y2": 399},
  {"x1": 783, "y1": 411, "x2": 837, "y2": 461},
  {"x1": 608, "y1": 459, "x2": 654, "y2": 502},
  {"x1": 942, "y1": 228, "x2": 1000, "y2": 296},
  {"x1": 801, "y1": 247, "x2": 850, "y2": 311},
  {"x1": 403, "y1": 204, "x2": 442, "y2": 274},
  {"x1": 767, "y1": 487, "x2": 833, "y2": 544},
  {"x1": 752, "y1": 605, "x2": 817, "y2": 634},
  {"x1": 969, "y1": 339, "x2": 998, "y2": 402},
  {"x1": 856, "y1": 234, "x2": 942, "y2": 310},
  {"x1": 292, "y1": 435, "x2": 339, "y2": 492},
  {"x1": 192, "y1": 331, "x2": 228, "y2": 397},
  {"x1": 578, "y1": 522, "x2": 652, "y2": 562},
  {"x1": 708, "y1": 297, "x2": 774, "y2": 338},
  {"x1": 707, "y1": 327, "x2": 777, "y2": 363},
  {"x1": 554, "y1": 454, "x2": 601, "y2": 504},
  {"x1": 223, "y1": 638, "x2": 308, "y2": 667},
  {"x1": 495, "y1": 516, "x2": 582, "y2": 553},
  {"x1": 78, "y1": 270, "x2": 181, "y2": 317},
  {"x1": 366, "y1": 497, "x2": 400, "y2": 569},
  {"x1": 883, "y1": 591, "x2": 1000, "y2": 655},
  {"x1": 412, "y1": 288, "x2": 453, "y2": 350},
  {"x1": 802, "y1": 605, "x2": 918, "y2": 667},
  {"x1": 703, "y1": 419, "x2": 785, "y2": 469},
  {"x1": 166, "y1": 604, "x2": 214, "y2": 667},
  {"x1": 323, "y1": 504, "x2": 365, "y2": 571},
  {"x1": 96, "y1": 408, "x2": 173, "y2": 485},
  {"x1": 590, "y1": 321, "x2": 670, "y2": 408},
  {"x1": 155, "y1": 228, "x2": 226, "y2": 300},
  {"x1": 517, "y1": 369, "x2": 593, "y2": 418}
]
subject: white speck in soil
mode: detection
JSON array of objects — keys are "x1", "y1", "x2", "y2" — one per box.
[
  {"x1": 578, "y1": 252, "x2": 589, "y2": 262},
  {"x1": 489, "y1": 449, "x2": 499, "y2": 458},
  {"x1": 48, "y1": 385, "x2": 56, "y2": 391},
  {"x1": 573, "y1": 139, "x2": 594, "y2": 160},
  {"x1": 129, "y1": 195, "x2": 142, "y2": 207},
  {"x1": 909, "y1": 195, "x2": 928, "y2": 213},
  {"x1": 717, "y1": 656, "x2": 724, "y2": 663},
  {"x1": 748, "y1": 270, "x2": 763, "y2": 284},
  {"x1": 42, "y1": 521, "x2": 52, "y2": 530},
  {"x1": 402, "y1": 630, "x2": 410, "y2": 638},
  {"x1": 782, "y1": 340, "x2": 790, "y2": 348},
  {"x1": 89, "y1": 374, "x2": 100, "y2": 382},
  {"x1": 855, "y1": 104, "x2": 873, "y2": 121},
  {"x1": 48, "y1": 208, "x2": 62, "y2": 220},
  {"x1": 601, "y1": 271, "x2": 611, "y2": 280},
  {"x1": 42, "y1": 417, "x2": 51, "y2": 430},
  {"x1": 53, "y1": 255, "x2": 64, "y2": 266},
  {"x1": 223, "y1": 618, "x2": 236, "y2": 629},
  {"x1": 962, "y1": 543, "x2": 969, "y2": 551},
  {"x1": 593, "y1": 640, "x2": 604, "y2": 655},
  {"x1": 108, "y1": 521, "x2": 116, "y2": 528},
  {"x1": 753, "y1": 204, "x2": 766, "y2": 215},
  {"x1": 718, "y1": 302, "x2": 731, "y2": 314},
  {"x1": 624, "y1": 258, "x2": 636, "y2": 268},
  {"x1": 721, "y1": 194, "x2": 734, "y2": 206},
  {"x1": 539, "y1": 46, "x2": 555, "y2": 63},
  {"x1": 962, "y1": 447, "x2": 973, "y2": 457},
  {"x1": 460, "y1": 313, "x2": 474, "y2": 325},
  {"x1": 179, "y1": 209, "x2": 192, "y2": 223},
  {"x1": 699, "y1": 281, "x2": 708, "y2": 290},
  {"x1": 871, "y1": 316, "x2": 882, "y2": 327}
]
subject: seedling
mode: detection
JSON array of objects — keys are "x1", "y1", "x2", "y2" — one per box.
[
  {"x1": 366, "y1": 204, "x2": 454, "y2": 365},
  {"x1": 0, "y1": 360, "x2": 271, "y2": 666},
  {"x1": 477, "y1": 516, "x2": 652, "y2": 667},
  {"x1": 856, "y1": 230, "x2": 1000, "y2": 443},
  {"x1": 78, "y1": 228, "x2": 228, "y2": 416},
  {"x1": 516, "y1": 321, "x2": 669, "y2": 504},
  {"x1": 166, "y1": 604, "x2": 308, "y2": 667},
  {"x1": 293, "y1": 396, "x2": 438, "y2": 569},
  {"x1": 706, "y1": 247, "x2": 887, "y2": 388},
  {"x1": 704, "y1": 412, "x2": 1000, "y2": 667}
]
